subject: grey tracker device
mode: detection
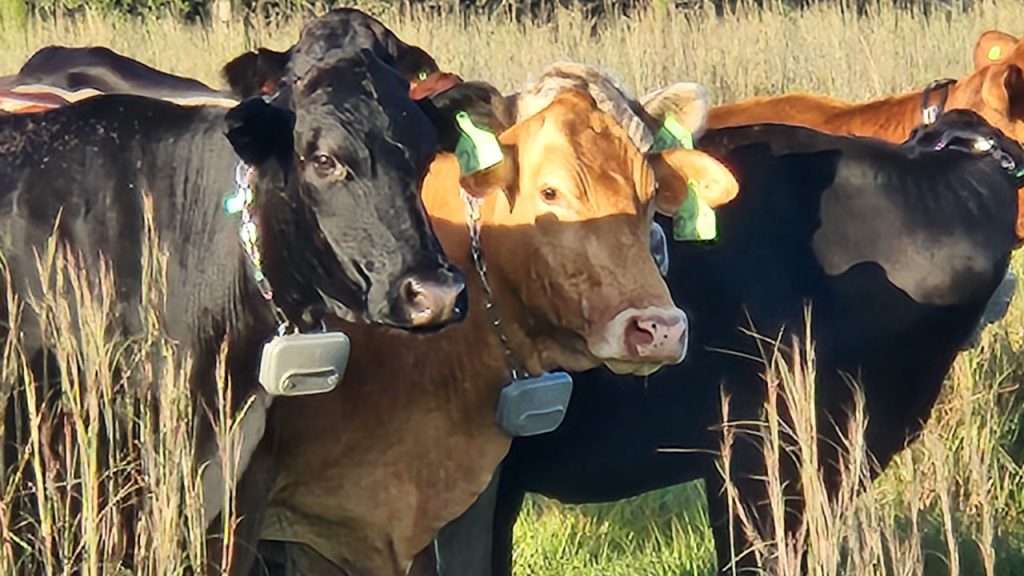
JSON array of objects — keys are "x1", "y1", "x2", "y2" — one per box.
[
  {"x1": 496, "y1": 371, "x2": 574, "y2": 437},
  {"x1": 258, "y1": 331, "x2": 351, "y2": 397}
]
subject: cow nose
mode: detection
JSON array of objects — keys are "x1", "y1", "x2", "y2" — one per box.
[
  {"x1": 396, "y1": 269, "x2": 467, "y2": 328},
  {"x1": 623, "y1": 310, "x2": 689, "y2": 362}
]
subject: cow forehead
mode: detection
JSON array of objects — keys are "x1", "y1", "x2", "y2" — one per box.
[
  {"x1": 293, "y1": 69, "x2": 435, "y2": 166},
  {"x1": 513, "y1": 102, "x2": 653, "y2": 219}
]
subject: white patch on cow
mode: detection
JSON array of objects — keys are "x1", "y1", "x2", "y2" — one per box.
[
  {"x1": 201, "y1": 390, "x2": 274, "y2": 530},
  {"x1": 812, "y1": 167, "x2": 994, "y2": 306}
]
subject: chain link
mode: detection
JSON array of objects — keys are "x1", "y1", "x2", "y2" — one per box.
[
  {"x1": 232, "y1": 162, "x2": 295, "y2": 336},
  {"x1": 461, "y1": 188, "x2": 529, "y2": 381}
]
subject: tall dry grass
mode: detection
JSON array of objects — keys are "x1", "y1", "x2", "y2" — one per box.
[
  {"x1": 0, "y1": 197, "x2": 257, "y2": 574},
  {"x1": 2, "y1": 2, "x2": 1024, "y2": 575},
  {"x1": 715, "y1": 302, "x2": 1024, "y2": 576}
]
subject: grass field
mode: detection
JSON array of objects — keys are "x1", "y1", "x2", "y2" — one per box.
[{"x1": 4, "y1": 1, "x2": 1024, "y2": 574}]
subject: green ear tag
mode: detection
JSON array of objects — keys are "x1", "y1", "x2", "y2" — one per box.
[
  {"x1": 653, "y1": 113, "x2": 695, "y2": 152},
  {"x1": 673, "y1": 180, "x2": 717, "y2": 242},
  {"x1": 455, "y1": 111, "x2": 503, "y2": 175},
  {"x1": 652, "y1": 113, "x2": 717, "y2": 242}
]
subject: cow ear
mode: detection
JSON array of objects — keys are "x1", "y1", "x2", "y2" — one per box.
[
  {"x1": 420, "y1": 81, "x2": 518, "y2": 201},
  {"x1": 224, "y1": 97, "x2": 295, "y2": 166},
  {"x1": 1004, "y1": 64, "x2": 1024, "y2": 120},
  {"x1": 650, "y1": 148, "x2": 738, "y2": 214},
  {"x1": 639, "y1": 82, "x2": 738, "y2": 232},
  {"x1": 222, "y1": 47, "x2": 291, "y2": 99},
  {"x1": 641, "y1": 82, "x2": 711, "y2": 142},
  {"x1": 983, "y1": 63, "x2": 1024, "y2": 122},
  {"x1": 974, "y1": 30, "x2": 1018, "y2": 70}
]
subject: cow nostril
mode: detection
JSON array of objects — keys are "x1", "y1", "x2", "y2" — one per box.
[
  {"x1": 397, "y1": 273, "x2": 467, "y2": 328},
  {"x1": 401, "y1": 277, "x2": 425, "y2": 305},
  {"x1": 625, "y1": 318, "x2": 657, "y2": 350}
]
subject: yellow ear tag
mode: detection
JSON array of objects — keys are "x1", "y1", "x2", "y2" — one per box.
[
  {"x1": 455, "y1": 111, "x2": 503, "y2": 175},
  {"x1": 989, "y1": 45, "x2": 1003, "y2": 61},
  {"x1": 654, "y1": 113, "x2": 717, "y2": 242}
]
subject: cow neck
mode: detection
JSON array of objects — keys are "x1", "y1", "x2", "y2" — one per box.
[
  {"x1": 225, "y1": 161, "x2": 297, "y2": 335},
  {"x1": 460, "y1": 188, "x2": 537, "y2": 381},
  {"x1": 830, "y1": 79, "x2": 960, "y2": 142}
]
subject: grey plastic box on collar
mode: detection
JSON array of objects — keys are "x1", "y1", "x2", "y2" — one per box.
[
  {"x1": 258, "y1": 331, "x2": 351, "y2": 397},
  {"x1": 496, "y1": 371, "x2": 574, "y2": 438}
]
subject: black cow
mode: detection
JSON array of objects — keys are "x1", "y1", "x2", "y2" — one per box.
[
  {"x1": 0, "y1": 9, "x2": 457, "y2": 116},
  {"x1": 0, "y1": 12, "x2": 476, "y2": 574},
  {"x1": 220, "y1": 7, "x2": 461, "y2": 102},
  {"x1": 2, "y1": 44, "x2": 229, "y2": 100},
  {"x1": 417, "y1": 110, "x2": 1024, "y2": 576}
]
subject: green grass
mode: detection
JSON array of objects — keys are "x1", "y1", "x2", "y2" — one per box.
[
  {"x1": 4, "y1": 2, "x2": 1024, "y2": 574},
  {"x1": 515, "y1": 484, "x2": 716, "y2": 575}
]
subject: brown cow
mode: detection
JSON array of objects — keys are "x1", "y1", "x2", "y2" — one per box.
[
  {"x1": 243, "y1": 64, "x2": 739, "y2": 575},
  {"x1": 708, "y1": 39, "x2": 1024, "y2": 146}
]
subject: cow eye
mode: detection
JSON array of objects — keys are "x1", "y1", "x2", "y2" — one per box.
[
  {"x1": 540, "y1": 187, "x2": 559, "y2": 203},
  {"x1": 311, "y1": 153, "x2": 348, "y2": 179},
  {"x1": 418, "y1": 71, "x2": 429, "y2": 81}
]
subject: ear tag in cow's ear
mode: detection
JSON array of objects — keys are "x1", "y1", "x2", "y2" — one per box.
[
  {"x1": 673, "y1": 180, "x2": 718, "y2": 242},
  {"x1": 989, "y1": 45, "x2": 1003, "y2": 61},
  {"x1": 653, "y1": 113, "x2": 695, "y2": 153},
  {"x1": 496, "y1": 371, "x2": 574, "y2": 437},
  {"x1": 651, "y1": 114, "x2": 717, "y2": 242},
  {"x1": 455, "y1": 111, "x2": 503, "y2": 175},
  {"x1": 258, "y1": 332, "x2": 351, "y2": 397}
]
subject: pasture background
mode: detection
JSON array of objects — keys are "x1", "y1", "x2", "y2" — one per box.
[{"x1": 5, "y1": 1, "x2": 1024, "y2": 574}]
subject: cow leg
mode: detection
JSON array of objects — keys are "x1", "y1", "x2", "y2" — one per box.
[
  {"x1": 273, "y1": 541, "x2": 350, "y2": 576},
  {"x1": 705, "y1": 424, "x2": 806, "y2": 575},
  {"x1": 205, "y1": 436, "x2": 276, "y2": 576},
  {"x1": 425, "y1": 464, "x2": 503, "y2": 576},
  {"x1": 491, "y1": 470, "x2": 527, "y2": 576},
  {"x1": 703, "y1": 471, "x2": 756, "y2": 574},
  {"x1": 200, "y1": 390, "x2": 274, "y2": 530}
]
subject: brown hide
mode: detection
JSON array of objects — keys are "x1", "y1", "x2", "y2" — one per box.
[
  {"x1": 259, "y1": 79, "x2": 737, "y2": 574},
  {"x1": 709, "y1": 30, "x2": 1024, "y2": 148}
]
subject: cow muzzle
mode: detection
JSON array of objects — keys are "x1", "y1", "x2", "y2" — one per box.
[
  {"x1": 587, "y1": 306, "x2": 689, "y2": 375},
  {"x1": 391, "y1": 267, "x2": 468, "y2": 330}
]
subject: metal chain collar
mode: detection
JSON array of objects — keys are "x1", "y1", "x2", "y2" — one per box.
[
  {"x1": 460, "y1": 188, "x2": 531, "y2": 381},
  {"x1": 929, "y1": 129, "x2": 1024, "y2": 179},
  {"x1": 226, "y1": 161, "x2": 294, "y2": 335}
]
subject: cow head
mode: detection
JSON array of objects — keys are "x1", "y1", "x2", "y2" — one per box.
[
  {"x1": 973, "y1": 31, "x2": 1021, "y2": 71},
  {"x1": 424, "y1": 65, "x2": 737, "y2": 375},
  {"x1": 220, "y1": 9, "x2": 460, "y2": 102},
  {"x1": 947, "y1": 31, "x2": 1024, "y2": 145},
  {"x1": 224, "y1": 30, "x2": 474, "y2": 330}
]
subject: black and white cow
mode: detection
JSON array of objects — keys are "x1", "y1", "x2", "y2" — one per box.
[{"x1": 416, "y1": 110, "x2": 1024, "y2": 576}]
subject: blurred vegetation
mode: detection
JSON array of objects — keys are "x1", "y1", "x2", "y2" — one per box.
[{"x1": 0, "y1": 0, "x2": 988, "y2": 29}]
